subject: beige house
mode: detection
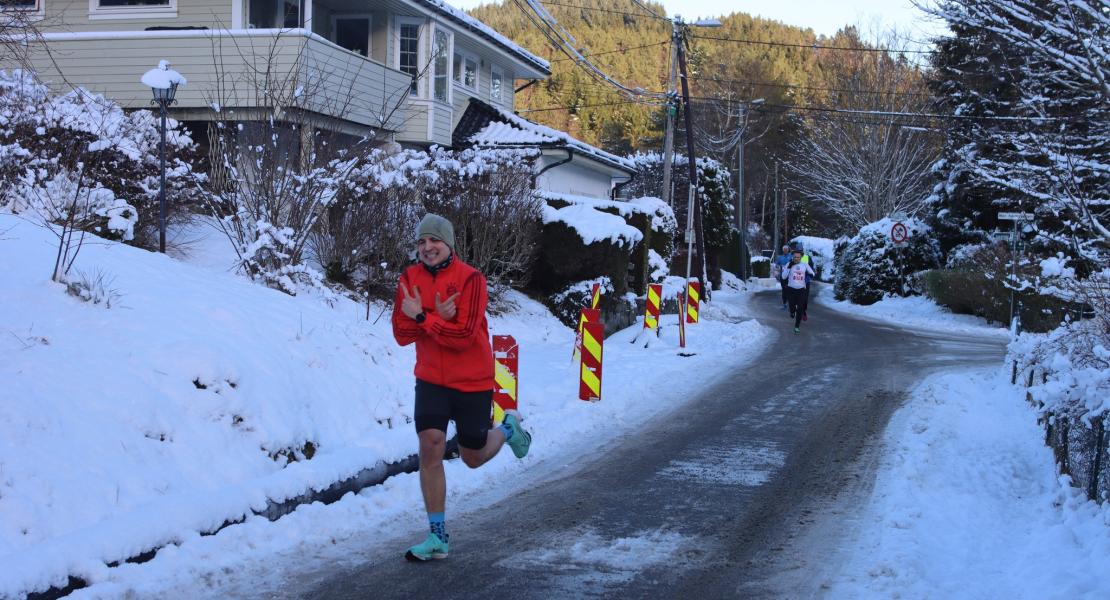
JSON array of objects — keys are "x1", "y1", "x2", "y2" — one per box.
[{"x1": 3, "y1": 0, "x2": 550, "y2": 146}]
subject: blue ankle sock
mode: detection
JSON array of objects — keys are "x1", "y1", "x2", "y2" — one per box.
[
  {"x1": 498, "y1": 422, "x2": 513, "y2": 441},
  {"x1": 428, "y1": 512, "x2": 447, "y2": 542}
]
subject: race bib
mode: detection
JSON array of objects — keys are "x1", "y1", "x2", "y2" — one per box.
[{"x1": 791, "y1": 269, "x2": 805, "y2": 284}]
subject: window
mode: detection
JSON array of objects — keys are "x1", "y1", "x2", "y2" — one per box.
[
  {"x1": 333, "y1": 15, "x2": 371, "y2": 57},
  {"x1": 280, "y1": 0, "x2": 299, "y2": 28},
  {"x1": 4, "y1": 0, "x2": 39, "y2": 10},
  {"x1": 490, "y1": 66, "x2": 504, "y2": 104},
  {"x1": 433, "y1": 28, "x2": 451, "y2": 102},
  {"x1": 89, "y1": 0, "x2": 176, "y2": 19},
  {"x1": 452, "y1": 50, "x2": 477, "y2": 90},
  {"x1": 98, "y1": 0, "x2": 168, "y2": 5},
  {"x1": 398, "y1": 22, "x2": 420, "y2": 96}
]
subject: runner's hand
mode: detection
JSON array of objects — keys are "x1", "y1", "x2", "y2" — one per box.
[
  {"x1": 400, "y1": 282, "x2": 423, "y2": 319},
  {"x1": 435, "y1": 292, "x2": 460, "y2": 320}
]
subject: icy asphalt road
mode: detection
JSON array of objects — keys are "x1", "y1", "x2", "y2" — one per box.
[{"x1": 304, "y1": 291, "x2": 1006, "y2": 599}]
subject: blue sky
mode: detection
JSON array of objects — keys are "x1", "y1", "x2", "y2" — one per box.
[{"x1": 452, "y1": 0, "x2": 948, "y2": 42}]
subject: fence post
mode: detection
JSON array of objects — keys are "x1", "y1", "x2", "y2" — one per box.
[
  {"x1": 1011, "y1": 360, "x2": 1018, "y2": 385},
  {"x1": 1089, "y1": 417, "x2": 1106, "y2": 502}
]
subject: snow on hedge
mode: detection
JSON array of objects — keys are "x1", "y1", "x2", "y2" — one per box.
[
  {"x1": 542, "y1": 203, "x2": 642, "y2": 248},
  {"x1": 538, "y1": 189, "x2": 661, "y2": 249},
  {"x1": 790, "y1": 235, "x2": 835, "y2": 268}
]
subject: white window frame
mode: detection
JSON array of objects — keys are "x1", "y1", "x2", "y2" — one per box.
[
  {"x1": 331, "y1": 13, "x2": 372, "y2": 57},
  {"x1": 394, "y1": 16, "x2": 426, "y2": 98},
  {"x1": 3, "y1": 0, "x2": 45, "y2": 19},
  {"x1": 490, "y1": 64, "x2": 507, "y2": 105},
  {"x1": 452, "y1": 47, "x2": 479, "y2": 92},
  {"x1": 431, "y1": 25, "x2": 453, "y2": 104},
  {"x1": 88, "y1": 0, "x2": 177, "y2": 20}
]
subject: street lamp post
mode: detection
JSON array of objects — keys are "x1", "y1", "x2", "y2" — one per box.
[{"x1": 141, "y1": 60, "x2": 186, "y2": 253}]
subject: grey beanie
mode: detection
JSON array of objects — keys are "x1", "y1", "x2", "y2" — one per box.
[{"x1": 416, "y1": 213, "x2": 455, "y2": 249}]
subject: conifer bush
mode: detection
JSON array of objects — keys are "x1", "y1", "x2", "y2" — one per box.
[{"x1": 833, "y1": 218, "x2": 941, "y2": 305}]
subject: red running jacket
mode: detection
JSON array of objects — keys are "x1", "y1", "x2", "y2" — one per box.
[{"x1": 391, "y1": 257, "x2": 494, "y2": 392}]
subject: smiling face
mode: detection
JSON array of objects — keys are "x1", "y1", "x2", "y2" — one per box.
[{"x1": 417, "y1": 235, "x2": 451, "y2": 266}]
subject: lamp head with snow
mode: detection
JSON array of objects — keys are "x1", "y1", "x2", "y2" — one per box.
[{"x1": 141, "y1": 60, "x2": 186, "y2": 106}]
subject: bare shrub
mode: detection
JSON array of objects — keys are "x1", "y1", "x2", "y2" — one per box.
[{"x1": 65, "y1": 268, "x2": 122, "y2": 308}]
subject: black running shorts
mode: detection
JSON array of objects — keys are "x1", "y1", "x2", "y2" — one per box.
[{"x1": 414, "y1": 379, "x2": 493, "y2": 450}]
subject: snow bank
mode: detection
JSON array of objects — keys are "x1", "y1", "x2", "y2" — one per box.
[
  {"x1": 816, "y1": 285, "x2": 1009, "y2": 338},
  {"x1": 542, "y1": 203, "x2": 643, "y2": 248},
  {"x1": 830, "y1": 368, "x2": 1110, "y2": 598},
  {"x1": 0, "y1": 212, "x2": 771, "y2": 598}
]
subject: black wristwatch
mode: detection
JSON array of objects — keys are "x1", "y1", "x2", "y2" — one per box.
[{"x1": 414, "y1": 311, "x2": 426, "y2": 324}]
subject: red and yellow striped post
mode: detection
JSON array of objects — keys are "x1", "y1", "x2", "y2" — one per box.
[
  {"x1": 590, "y1": 282, "x2": 602, "y2": 309},
  {"x1": 492, "y1": 335, "x2": 518, "y2": 425},
  {"x1": 572, "y1": 307, "x2": 601, "y2": 363},
  {"x1": 643, "y1": 283, "x2": 662, "y2": 332},
  {"x1": 578, "y1": 321, "x2": 604, "y2": 401},
  {"x1": 678, "y1": 291, "x2": 687, "y2": 348},
  {"x1": 685, "y1": 280, "x2": 701, "y2": 324}
]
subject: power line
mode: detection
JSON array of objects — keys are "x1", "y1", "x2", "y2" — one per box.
[
  {"x1": 690, "y1": 75, "x2": 936, "y2": 98},
  {"x1": 535, "y1": 0, "x2": 670, "y2": 20},
  {"x1": 512, "y1": 0, "x2": 668, "y2": 102},
  {"x1": 688, "y1": 33, "x2": 936, "y2": 55},
  {"x1": 519, "y1": 95, "x2": 1091, "y2": 125},
  {"x1": 628, "y1": 0, "x2": 666, "y2": 20},
  {"x1": 550, "y1": 40, "x2": 669, "y2": 63}
]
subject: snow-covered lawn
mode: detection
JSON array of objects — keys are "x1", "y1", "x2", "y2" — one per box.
[
  {"x1": 0, "y1": 214, "x2": 771, "y2": 599},
  {"x1": 830, "y1": 367, "x2": 1110, "y2": 599},
  {"x1": 816, "y1": 284, "x2": 1011, "y2": 339}
]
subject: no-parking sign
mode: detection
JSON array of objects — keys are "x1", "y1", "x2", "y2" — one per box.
[{"x1": 891, "y1": 222, "x2": 909, "y2": 245}]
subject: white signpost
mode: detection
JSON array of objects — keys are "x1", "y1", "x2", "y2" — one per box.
[{"x1": 998, "y1": 211, "x2": 1035, "y2": 335}]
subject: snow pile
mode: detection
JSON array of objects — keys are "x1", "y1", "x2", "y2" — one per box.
[
  {"x1": 830, "y1": 368, "x2": 1110, "y2": 598},
  {"x1": 140, "y1": 60, "x2": 187, "y2": 90},
  {"x1": 541, "y1": 203, "x2": 642, "y2": 248},
  {"x1": 817, "y1": 286, "x2": 1009, "y2": 338},
  {"x1": 0, "y1": 213, "x2": 771, "y2": 598},
  {"x1": 536, "y1": 192, "x2": 676, "y2": 272},
  {"x1": 0, "y1": 215, "x2": 416, "y2": 597}
]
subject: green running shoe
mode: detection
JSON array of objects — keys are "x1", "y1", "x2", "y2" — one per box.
[
  {"x1": 502, "y1": 410, "x2": 532, "y2": 459},
  {"x1": 794, "y1": 327, "x2": 800, "y2": 334},
  {"x1": 405, "y1": 532, "x2": 449, "y2": 561}
]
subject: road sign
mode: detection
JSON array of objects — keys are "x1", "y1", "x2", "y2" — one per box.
[
  {"x1": 891, "y1": 222, "x2": 909, "y2": 244},
  {"x1": 998, "y1": 212, "x2": 1034, "y2": 221}
]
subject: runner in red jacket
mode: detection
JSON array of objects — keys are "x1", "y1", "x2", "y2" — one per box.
[{"x1": 392, "y1": 213, "x2": 532, "y2": 562}]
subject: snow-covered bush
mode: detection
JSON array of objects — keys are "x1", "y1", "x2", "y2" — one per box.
[
  {"x1": 1009, "y1": 299, "x2": 1110, "y2": 501},
  {"x1": 532, "y1": 192, "x2": 674, "y2": 297},
  {"x1": 791, "y1": 235, "x2": 836, "y2": 279},
  {"x1": 923, "y1": 243, "x2": 1077, "y2": 332},
  {"x1": 833, "y1": 217, "x2": 941, "y2": 305},
  {"x1": 64, "y1": 269, "x2": 122, "y2": 308},
  {"x1": 309, "y1": 146, "x2": 541, "y2": 299},
  {"x1": 420, "y1": 147, "x2": 543, "y2": 293},
  {"x1": 547, "y1": 276, "x2": 614, "y2": 327},
  {"x1": 0, "y1": 70, "x2": 200, "y2": 253}
]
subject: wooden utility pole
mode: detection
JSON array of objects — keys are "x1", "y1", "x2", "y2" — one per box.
[
  {"x1": 676, "y1": 19, "x2": 708, "y2": 299},
  {"x1": 771, "y1": 160, "x2": 780, "y2": 255},
  {"x1": 661, "y1": 33, "x2": 678, "y2": 212}
]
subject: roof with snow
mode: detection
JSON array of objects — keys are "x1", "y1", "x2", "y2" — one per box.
[
  {"x1": 453, "y1": 99, "x2": 634, "y2": 174},
  {"x1": 416, "y1": 1, "x2": 550, "y2": 76}
]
